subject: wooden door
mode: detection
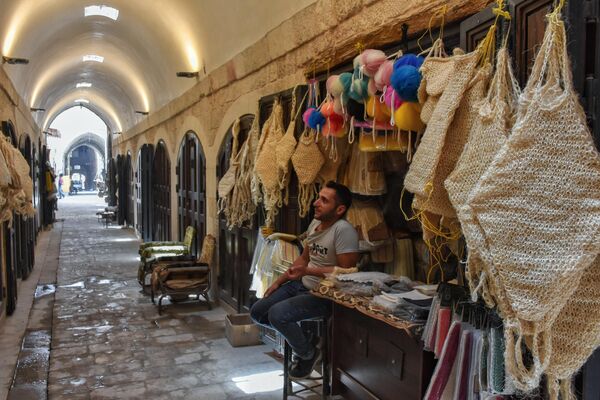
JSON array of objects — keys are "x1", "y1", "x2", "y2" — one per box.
[
  {"x1": 217, "y1": 115, "x2": 256, "y2": 312},
  {"x1": 16, "y1": 135, "x2": 34, "y2": 280},
  {"x1": 127, "y1": 154, "x2": 135, "y2": 227},
  {"x1": 136, "y1": 144, "x2": 154, "y2": 241},
  {"x1": 116, "y1": 155, "x2": 126, "y2": 225},
  {"x1": 152, "y1": 141, "x2": 171, "y2": 241},
  {"x1": 176, "y1": 132, "x2": 206, "y2": 256}
]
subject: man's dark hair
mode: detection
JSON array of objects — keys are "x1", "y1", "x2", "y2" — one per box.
[{"x1": 325, "y1": 181, "x2": 352, "y2": 217}]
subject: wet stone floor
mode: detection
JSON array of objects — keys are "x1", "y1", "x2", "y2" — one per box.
[{"x1": 14, "y1": 194, "x2": 318, "y2": 399}]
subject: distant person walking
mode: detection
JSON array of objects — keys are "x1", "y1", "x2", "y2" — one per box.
[{"x1": 58, "y1": 173, "x2": 65, "y2": 199}]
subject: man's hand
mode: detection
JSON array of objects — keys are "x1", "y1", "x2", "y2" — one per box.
[
  {"x1": 287, "y1": 264, "x2": 307, "y2": 280},
  {"x1": 264, "y1": 281, "x2": 280, "y2": 298}
]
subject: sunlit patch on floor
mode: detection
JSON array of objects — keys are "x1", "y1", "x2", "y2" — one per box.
[{"x1": 231, "y1": 370, "x2": 283, "y2": 394}]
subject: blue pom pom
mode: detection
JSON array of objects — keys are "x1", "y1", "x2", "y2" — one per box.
[
  {"x1": 393, "y1": 54, "x2": 424, "y2": 70},
  {"x1": 390, "y1": 65, "x2": 421, "y2": 102},
  {"x1": 308, "y1": 110, "x2": 326, "y2": 130}
]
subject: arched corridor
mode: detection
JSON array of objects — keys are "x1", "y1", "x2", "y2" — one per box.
[{"x1": 1, "y1": 1, "x2": 600, "y2": 399}]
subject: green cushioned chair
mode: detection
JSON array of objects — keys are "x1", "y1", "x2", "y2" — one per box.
[{"x1": 137, "y1": 226, "x2": 196, "y2": 289}]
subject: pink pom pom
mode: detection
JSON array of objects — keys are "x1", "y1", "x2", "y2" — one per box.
[
  {"x1": 303, "y1": 107, "x2": 315, "y2": 126},
  {"x1": 384, "y1": 88, "x2": 403, "y2": 111},
  {"x1": 374, "y1": 60, "x2": 394, "y2": 92},
  {"x1": 360, "y1": 49, "x2": 387, "y2": 77}
]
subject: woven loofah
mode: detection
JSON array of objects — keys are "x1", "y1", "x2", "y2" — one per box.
[
  {"x1": 466, "y1": 18, "x2": 600, "y2": 392},
  {"x1": 227, "y1": 116, "x2": 260, "y2": 229},
  {"x1": 276, "y1": 119, "x2": 297, "y2": 184},
  {"x1": 0, "y1": 135, "x2": 35, "y2": 224},
  {"x1": 218, "y1": 119, "x2": 241, "y2": 213},
  {"x1": 414, "y1": 65, "x2": 491, "y2": 219},
  {"x1": 544, "y1": 256, "x2": 600, "y2": 400},
  {"x1": 255, "y1": 101, "x2": 286, "y2": 223},
  {"x1": 291, "y1": 129, "x2": 324, "y2": 217},
  {"x1": 317, "y1": 134, "x2": 348, "y2": 184},
  {"x1": 404, "y1": 48, "x2": 479, "y2": 198},
  {"x1": 445, "y1": 48, "x2": 520, "y2": 308}
]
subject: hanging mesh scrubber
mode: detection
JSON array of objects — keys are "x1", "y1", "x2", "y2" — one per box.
[{"x1": 291, "y1": 128, "x2": 324, "y2": 217}]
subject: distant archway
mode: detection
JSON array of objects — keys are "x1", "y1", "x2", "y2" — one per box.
[{"x1": 62, "y1": 133, "x2": 106, "y2": 190}]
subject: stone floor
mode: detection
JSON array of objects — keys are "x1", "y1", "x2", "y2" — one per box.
[{"x1": 4, "y1": 193, "x2": 322, "y2": 399}]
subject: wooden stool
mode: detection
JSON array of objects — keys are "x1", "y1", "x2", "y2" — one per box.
[{"x1": 283, "y1": 318, "x2": 330, "y2": 399}]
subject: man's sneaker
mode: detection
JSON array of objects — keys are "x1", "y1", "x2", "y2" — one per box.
[{"x1": 289, "y1": 348, "x2": 321, "y2": 379}]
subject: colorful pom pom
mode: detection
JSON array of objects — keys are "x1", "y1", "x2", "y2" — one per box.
[
  {"x1": 393, "y1": 53, "x2": 424, "y2": 70},
  {"x1": 320, "y1": 101, "x2": 336, "y2": 118},
  {"x1": 393, "y1": 102, "x2": 424, "y2": 132},
  {"x1": 359, "y1": 49, "x2": 387, "y2": 77},
  {"x1": 303, "y1": 107, "x2": 316, "y2": 127},
  {"x1": 308, "y1": 110, "x2": 326, "y2": 130},
  {"x1": 366, "y1": 95, "x2": 391, "y2": 121},
  {"x1": 338, "y1": 72, "x2": 353, "y2": 104},
  {"x1": 374, "y1": 60, "x2": 394, "y2": 92},
  {"x1": 390, "y1": 65, "x2": 421, "y2": 102},
  {"x1": 327, "y1": 75, "x2": 344, "y2": 98},
  {"x1": 383, "y1": 88, "x2": 402, "y2": 110}
]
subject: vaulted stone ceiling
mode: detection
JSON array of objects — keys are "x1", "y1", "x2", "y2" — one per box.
[{"x1": 0, "y1": 0, "x2": 316, "y2": 133}]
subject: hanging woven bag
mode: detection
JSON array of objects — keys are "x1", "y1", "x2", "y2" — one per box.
[
  {"x1": 466, "y1": 15, "x2": 600, "y2": 392},
  {"x1": 404, "y1": 47, "x2": 480, "y2": 199},
  {"x1": 445, "y1": 47, "x2": 520, "y2": 308},
  {"x1": 255, "y1": 100, "x2": 286, "y2": 221},
  {"x1": 218, "y1": 118, "x2": 241, "y2": 213},
  {"x1": 544, "y1": 255, "x2": 600, "y2": 400},
  {"x1": 291, "y1": 128, "x2": 324, "y2": 217}
]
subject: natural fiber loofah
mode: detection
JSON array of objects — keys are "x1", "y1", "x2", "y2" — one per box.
[
  {"x1": 291, "y1": 129, "x2": 325, "y2": 217},
  {"x1": 404, "y1": 48, "x2": 479, "y2": 199},
  {"x1": 276, "y1": 119, "x2": 297, "y2": 183},
  {"x1": 466, "y1": 18, "x2": 600, "y2": 392},
  {"x1": 341, "y1": 141, "x2": 386, "y2": 196},
  {"x1": 444, "y1": 48, "x2": 520, "y2": 308},
  {"x1": 255, "y1": 100, "x2": 286, "y2": 223}
]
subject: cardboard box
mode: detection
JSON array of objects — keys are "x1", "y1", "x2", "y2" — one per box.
[{"x1": 225, "y1": 313, "x2": 262, "y2": 347}]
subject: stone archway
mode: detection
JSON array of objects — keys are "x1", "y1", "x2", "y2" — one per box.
[{"x1": 62, "y1": 133, "x2": 106, "y2": 191}]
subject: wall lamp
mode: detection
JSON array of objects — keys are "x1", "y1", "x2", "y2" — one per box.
[
  {"x1": 113, "y1": 132, "x2": 122, "y2": 135},
  {"x1": 30, "y1": 107, "x2": 46, "y2": 112},
  {"x1": 2, "y1": 56, "x2": 29, "y2": 65},
  {"x1": 176, "y1": 71, "x2": 199, "y2": 78},
  {"x1": 135, "y1": 110, "x2": 148, "y2": 116}
]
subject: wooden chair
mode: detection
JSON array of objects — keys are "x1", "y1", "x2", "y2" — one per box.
[
  {"x1": 137, "y1": 226, "x2": 196, "y2": 288},
  {"x1": 151, "y1": 234, "x2": 216, "y2": 314}
]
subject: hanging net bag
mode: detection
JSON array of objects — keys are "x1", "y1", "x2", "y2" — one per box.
[
  {"x1": 228, "y1": 116, "x2": 260, "y2": 229},
  {"x1": 466, "y1": 10, "x2": 600, "y2": 392},
  {"x1": 255, "y1": 100, "x2": 286, "y2": 225},
  {"x1": 403, "y1": 44, "x2": 480, "y2": 200},
  {"x1": 218, "y1": 118, "x2": 241, "y2": 214},
  {"x1": 291, "y1": 128, "x2": 324, "y2": 217},
  {"x1": 445, "y1": 46, "x2": 520, "y2": 308}
]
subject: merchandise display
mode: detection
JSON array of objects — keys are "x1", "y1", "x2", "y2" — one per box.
[{"x1": 0, "y1": 135, "x2": 36, "y2": 224}]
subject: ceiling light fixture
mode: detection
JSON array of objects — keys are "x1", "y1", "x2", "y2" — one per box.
[
  {"x1": 176, "y1": 71, "x2": 199, "y2": 78},
  {"x1": 74, "y1": 99, "x2": 89, "y2": 104},
  {"x1": 84, "y1": 5, "x2": 119, "y2": 20},
  {"x1": 76, "y1": 82, "x2": 92, "y2": 88},
  {"x1": 83, "y1": 55, "x2": 104, "y2": 63},
  {"x1": 30, "y1": 107, "x2": 46, "y2": 112},
  {"x1": 2, "y1": 56, "x2": 29, "y2": 65},
  {"x1": 135, "y1": 110, "x2": 148, "y2": 116}
]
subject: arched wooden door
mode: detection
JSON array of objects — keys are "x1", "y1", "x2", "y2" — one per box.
[
  {"x1": 152, "y1": 141, "x2": 171, "y2": 241},
  {"x1": 136, "y1": 144, "x2": 154, "y2": 241},
  {"x1": 2, "y1": 121, "x2": 18, "y2": 315},
  {"x1": 116, "y1": 154, "x2": 126, "y2": 225},
  {"x1": 217, "y1": 115, "x2": 257, "y2": 312},
  {"x1": 176, "y1": 132, "x2": 205, "y2": 255},
  {"x1": 127, "y1": 153, "x2": 135, "y2": 227}
]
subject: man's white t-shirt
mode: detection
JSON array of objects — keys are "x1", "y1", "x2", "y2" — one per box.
[{"x1": 304, "y1": 218, "x2": 359, "y2": 268}]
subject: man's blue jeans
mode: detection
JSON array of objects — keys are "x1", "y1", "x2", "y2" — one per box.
[{"x1": 250, "y1": 280, "x2": 331, "y2": 359}]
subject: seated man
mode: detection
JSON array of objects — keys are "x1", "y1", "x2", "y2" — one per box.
[{"x1": 250, "y1": 181, "x2": 359, "y2": 379}]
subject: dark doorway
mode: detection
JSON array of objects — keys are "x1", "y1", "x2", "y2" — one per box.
[
  {"x1": 136, "y1": 144, "x2": 154, "y2": 241},
  {"x1": 127, "y1": 153, "x2": 135, "y2": 227},
  {"x1": 68, "y1": 145, "x2": 97, "y2": 191},
  {"x1": 176, "y1": 132, "x2": 206, "y2": 256},
  {"x1": 217, "y1": 115, "x2": 256, "y2": 312},
  {"x1": 152, "y1": 141, "x2": 171, "y2": 241},
  {"x1": 2, "y1": 120, "x2": 18, "y2": 315},
  {"x1": 15, "y1": 134, "x2": 35, "y2": 280}
]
